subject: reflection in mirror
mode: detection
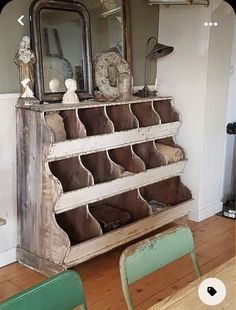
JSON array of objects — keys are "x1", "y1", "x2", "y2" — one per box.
[
  {"x1": 79, "y1": 0, "x2": 124, "y2": 57},
  {"x1": 40, "y1": 9, "x2": 85, "y2": 94}
]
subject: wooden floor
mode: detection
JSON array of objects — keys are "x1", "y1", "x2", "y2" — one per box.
[{"x1": 0, "y1": 215, "x2": 235, "y2": 309}]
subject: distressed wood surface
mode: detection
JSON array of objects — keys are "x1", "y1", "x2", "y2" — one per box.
[
  {"x1": 56, "y1": 161, "x2": 187, "y2": 214},
  {"x1": 17, "y1": 248, "x2": 66, "y2": 277},
  {"x1": 133, "y1": 141, "x2": 167, "y2": 169},
  {"x1": 81, "y1": 151, "x2": 123, "y2": 184},
  {"x1": 131, "y1": 101, "x2": 161, "y2": 127},
  {"x1": 47, "y1": 122, "x2": 181, "y2": 161},
  {"x1": 17, "y1": 108, "x2": 70, "y2": 268},
  {"x1": 109, "y1": 146, "x2": 146, "y2": 173},
  {"x1": 142, "y1": 176, "x2": 192, "y2": 206},
  {"x1": 148, "y1": 257, "x2": 236, "y2": 310},
  {"x1": 17, "y1": 96, "x2": 192, "y2": 275},
  {"x1": 153, "y1": 99, "x2": 179, "y2": 124},
  {"x1": 98, "y1": 189, "x2": 151, "y2": 221},
  {"x1": 64, "y1": 200, "x2": 192, "y2": 267},
  {"x1": 78, "y1": 107, "x2": 114, "y2": 135},
  {"x1": 106, "y1": 104, "x2": 139, "y2": 131},
  {"x1": 22, "y1": 96, "x2": 173, "y2": 112},
  {"x1": 61, "y1": 109, "x2": 87, "y2": 139}
]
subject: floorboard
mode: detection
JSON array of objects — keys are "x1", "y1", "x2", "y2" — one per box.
[{"x1": 0, "y1": 215, "x2": 235, "y2": 309}]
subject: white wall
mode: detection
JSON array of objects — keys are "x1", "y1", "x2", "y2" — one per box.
[
  {"x1": 0, "y1": 94, "x2": 18, "y2": 266},
  {"x1": 157, "y1": 0, "x2": 235, "y2": 221},
  {"x1": 222, "y1": 20, "x2": 236, "y2": 201},
  {"x1": 0, "y1": 0, "x2": 32, "y2": 94}
]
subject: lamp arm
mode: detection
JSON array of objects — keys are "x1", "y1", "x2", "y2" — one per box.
[{"x1": 144, "y1": 36, "x2": 158, "y2": 88}]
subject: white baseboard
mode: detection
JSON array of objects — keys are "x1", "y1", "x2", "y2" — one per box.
[
  {"x1": 189, "y1": 202, "x2": 223, "y2": 222},
  {"x1": 0, "y1": 248, "x2": 16, "y2": 267}
]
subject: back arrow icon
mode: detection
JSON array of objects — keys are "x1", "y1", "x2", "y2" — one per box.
[{"x1": 18, "y1": 15, "x2": 24, "y2": 26}]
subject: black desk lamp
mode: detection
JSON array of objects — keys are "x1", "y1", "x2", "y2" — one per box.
[{"x1": 136, "y1": 37, "x2": 174, "y2": 98}]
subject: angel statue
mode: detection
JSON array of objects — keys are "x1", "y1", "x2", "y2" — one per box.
[{"x1": 14, "y1": 36, "x2": 36, "y2": 98}]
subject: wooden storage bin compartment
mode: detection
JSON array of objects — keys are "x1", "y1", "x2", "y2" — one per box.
[
  {"x1": 78, "y1": 107, "x2": 114, "y2": 135},
  {"x1": 140, "y1": 176, "x2": 192, "y2": 211},
  {"x1": 17, "y1": 96, "x2": 192, "y2": 276},
  {"x1": 49, "y1": 157, "x2": 93, "y2": 191},
  {"x1": 153, "y1": 99, "x2": 179, "y2": 124},
  {"x1": 89, "y1": 205, "x2": 131, "y2": 233},
  {"x1": 133, "y1": 141, "x2": 167, "y2": 169},
  {"x1": 106, "y1": 104, "x2": 138, "y2": 131},
  {"x1": 81, "y1": 151, "x2": 124, "y2": 184},
  {"x1": 60, "y1": 109, "x2": 87, "y2": 139},
  {"x1": 48, "y1": 154, "x2": 101, "y2": 246},
  {"x1": 131, "y1": 101, "x2": 160, "y2": 127},
  {"x1": 155, "y1": 137, "x2": 185, "y2": 164},
  {"x1": 109, "y1": 146, "x2": 146, "y2": 173}
]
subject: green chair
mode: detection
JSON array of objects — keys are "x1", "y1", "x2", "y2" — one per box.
[
  {"x1": 0, "y1": 270, "x2": 87, "y2": 310},
  {"x1": 119, "y1": 225, "x2": 201, "y2": 310}
]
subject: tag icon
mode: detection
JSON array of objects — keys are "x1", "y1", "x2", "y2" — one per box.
[
  {"x1": 207, "y1": 286, "x2": 217, "y2": 296},
  {"x1": 198, "y1": 278, "x2": 226, "y2": 306}
]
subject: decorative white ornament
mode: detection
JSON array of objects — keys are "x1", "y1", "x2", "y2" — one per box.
[
  {"x1": 62, "y1": 78, "x2": 80, "y2": 104},
  {"x1": 21, "y1": 78, "x2": 35, "y2": 98}
]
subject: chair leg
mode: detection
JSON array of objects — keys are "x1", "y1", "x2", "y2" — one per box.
[
  {"x1": 120, "y1": 266, "x2": 134, "y2": 310},
  {"x1": 190, "y1": 250, "x2": 201, "y2": 278},
  {"x1": 121, "y1": 283, "x2": 134, "y2": 310}
]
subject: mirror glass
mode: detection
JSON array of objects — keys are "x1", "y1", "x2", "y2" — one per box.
[
  {"x1": 40, "y1": 9, "x2": 86, "y2": 93},
  {"x1": 79, "y1": 0, "x2": 123, "y2": 57}
]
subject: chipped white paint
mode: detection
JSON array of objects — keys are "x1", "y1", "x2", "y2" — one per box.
[
  {"x1": 64, "y1": 200, "x2": 192, "y2": 266},
  {"x1": 48, "y1": 121, "x2": 181, "y2": 161},
  {"x1": 56, "y1": 160, "x2": 187, "y2": 214},
  {"x1": 25, "y1": 96, "x2": 173, "y2": 112}
]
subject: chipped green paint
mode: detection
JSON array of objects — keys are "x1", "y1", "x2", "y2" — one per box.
[
  {"x1": 0, "y1": 271, "x2": 87, "y2": 310},
  {"x1": 119, "y1": 225, "x2": 201, "y2": 310}
]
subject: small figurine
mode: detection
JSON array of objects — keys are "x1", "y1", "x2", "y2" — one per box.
[
  {"x1": 49, "y1": 79, "x2": 60, "y2": 93},
  {"x1": 21, "y1": 78, "x2": 34, "y2": 98},
  {"x1": 14, "y1": 36, "x2": 36, "y2": 98},
  {"x1": 62, "y1": 78, "x2": 79, "y2": 104}
]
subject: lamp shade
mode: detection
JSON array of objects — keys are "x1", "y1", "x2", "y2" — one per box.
[{"x1": 146, "y1": 42, "x2": 174, "y2": 59}]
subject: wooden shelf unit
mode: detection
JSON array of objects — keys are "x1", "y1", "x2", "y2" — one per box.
[{"x1": 17, "y1": 96, "x2": 192, "y2": 275}]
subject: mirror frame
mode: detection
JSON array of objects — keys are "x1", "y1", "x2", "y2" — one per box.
[
  {"x1": 30, "y1": 0, "x2": 93, "y2": 102},
  {"x1": 122, "y1": 0, "x2": 132, "y2": 68}
]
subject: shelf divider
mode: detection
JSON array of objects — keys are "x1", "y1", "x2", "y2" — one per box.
[
  {"x1": 48, "y1": 121, "x2": 181, "y2": 161},
  {"x1": 55, "y1": 160, "x2": 187, "y2": 214},
  {"x1": 64, "y1": 200, "x2": 192, "y2": 267}
]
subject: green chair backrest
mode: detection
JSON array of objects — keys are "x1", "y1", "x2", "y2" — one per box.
[
  {"x1": 119, "y1": 225, "x2": 201, "y2": 309},
  {"x1": 0, "y1": 270, "x2": 87, "y2": 310}
]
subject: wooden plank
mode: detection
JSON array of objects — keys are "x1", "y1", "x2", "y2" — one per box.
[
  {"x1": 56, "y1": 161, "x2": 187, "y2": 213},
  {"x1": 47, "y1": 122, "x2": 181, "y2": 161},
  {"x1": 0, "y1": 218, "x2": 6, "y2": 226},
  {"x1": 148, "y1": 257, "x2": 236, "y2": 310},
  {"x1": 64, "y1": 200, "x2": 192, "y2": 267},
  {"x1": 17, "y1": 248, "x2": 66, "y2": 277},
  {"x1": 20, "y1": 96, "x2": 173, "y2": 112}
]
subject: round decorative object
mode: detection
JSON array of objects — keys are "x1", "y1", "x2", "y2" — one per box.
[{"x1": 95, "y1": 52, "x2": 131, "y2": 99}]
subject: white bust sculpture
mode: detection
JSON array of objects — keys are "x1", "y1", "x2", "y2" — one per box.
[
  {"x1": 49, "y1": 79, "x2": 60, "y2": 93},
  {"x1": 62, "y1": 78, "x2": 79, "y2": 104}
]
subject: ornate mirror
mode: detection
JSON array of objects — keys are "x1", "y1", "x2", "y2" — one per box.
[{"x1": 30, "y1": 0, "x2": 93, "y2": 102}]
